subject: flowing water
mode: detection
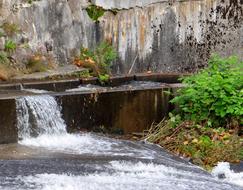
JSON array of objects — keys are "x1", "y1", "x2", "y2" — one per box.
[
  {"x1": 66, "y1": 81, "x2": 166, "y2": 93},
  {"x1": 0, "y1": 95, "x2": 242, "y2": 190}
]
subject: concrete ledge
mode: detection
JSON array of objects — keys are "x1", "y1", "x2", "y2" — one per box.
[
  {"x1": 0, "y1": 73, "x2": 184, "y2": 92},
  {"x1": 23, "y1": 79, "x2": 81, "y2": 92}
]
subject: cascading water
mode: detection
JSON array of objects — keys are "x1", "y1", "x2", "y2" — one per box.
[
  {"x1": 9, "y1": 95, "x2": 242, "y2": 190},
  {"x1": 16, "y1": 95, "x2": 66, "y2": 139}
]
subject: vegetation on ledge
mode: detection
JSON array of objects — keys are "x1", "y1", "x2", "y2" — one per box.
[
  {"x1": 145, "y1": 55, "x2": 243, "y2": 170},
  {"x1": 74, "y1": 42, "x2": 117, "y2": 84}
]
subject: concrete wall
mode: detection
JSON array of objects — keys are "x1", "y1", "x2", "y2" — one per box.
[{"x1": 0, "y1": 0, "x2": 242, "y2": 73}]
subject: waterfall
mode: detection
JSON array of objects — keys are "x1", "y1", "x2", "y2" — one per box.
[
  {"x1": 14, "y1": 95, "x2": 158, "y2": 158},
  {"x1": 16, "y1": 95, "x2": 67, "y2": 140}
]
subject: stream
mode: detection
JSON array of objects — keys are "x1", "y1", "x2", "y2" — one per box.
[{"x1": 0, "y1": 95, "x2": 241, "y2": 190}]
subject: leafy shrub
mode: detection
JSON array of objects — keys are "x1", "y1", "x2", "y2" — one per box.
[
  {"x1": 4, "y1": 40, "x2": 17, "y2": 53},
  {"x1": 86, "y1": 4, "x2": 105, "y2": 22},
  {"x1": 171, "y1": 55, "x2": 243, "y2": 128},
  {"x1": 74, "y1": 42, "x2": 117, "y2": 83}
]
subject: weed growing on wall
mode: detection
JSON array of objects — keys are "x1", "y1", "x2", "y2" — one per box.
[
  {"x1": 4, "y1": 40, "x2": 17, "y2": 53},
  {"x1": 86, "y1": 4, "x2": 105, "y2": 22}
]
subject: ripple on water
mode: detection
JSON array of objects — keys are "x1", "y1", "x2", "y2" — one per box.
[{"x1": 10, "y1": 161, "x2": 240, "y2": 190}]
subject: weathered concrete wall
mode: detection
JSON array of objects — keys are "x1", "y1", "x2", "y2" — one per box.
[
  {"x1": 0, "y1": 99, "x2": 17, "y2": 143},
  {"x1": 0, "y1": 0, "x2": 242, "y2": 73}
]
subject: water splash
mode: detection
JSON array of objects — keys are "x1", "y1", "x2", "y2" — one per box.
[{"x1": 212, "y1": 162, "x2": 243, "y2": 187}]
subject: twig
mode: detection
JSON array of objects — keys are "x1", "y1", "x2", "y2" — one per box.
[{"x1": 128, "y1": 54, "x2": 138, "y2": 74}]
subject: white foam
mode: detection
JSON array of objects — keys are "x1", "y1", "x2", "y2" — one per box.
[
  {"x1": 18, "y1": 161, "x2": 234, "y2": 190},
  {"x1": 22, "y1": 89, "x2": 49, "y2": 94},
  {"x1": 19, "y1": 133, "x2": 156, "y2": 158},
  {"x1": 212, "y1": 162, "x2": 243, "y2": 187},
  {"x1": 66, "y1": 84, "x2": 106, "y2": 92}
]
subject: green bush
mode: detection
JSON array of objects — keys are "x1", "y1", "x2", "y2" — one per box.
[{"x1": 171, "y1": 55, "x2": 243, "y2": 128}]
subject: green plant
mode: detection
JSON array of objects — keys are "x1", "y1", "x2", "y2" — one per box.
[
  {"x1": 1, "y1": 23, "x2": 20, "y2": 37},
  {"x1": 86, "y1": 4, "x2": 105, "y2": 22},
  {"x1": 0, "y1": 51, "x2": 9, "y2": 65},
  {"x1": 4, "y1": 40, "x2": 17, "y2": 53},
  {"x1": 171, "y1": 55, "x2": 243, "y2": 128},
  {"x1": 75, "y1": 42, "x2": 117, "y2": 82}
]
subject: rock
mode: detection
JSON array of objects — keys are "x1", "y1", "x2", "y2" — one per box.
[
  {"x1": 217, "y1": 173, "x2": 226, "y2": 179},
  {"x1": 0, "y1": 72, "x2": 8, "y2": 81}
]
